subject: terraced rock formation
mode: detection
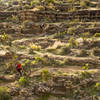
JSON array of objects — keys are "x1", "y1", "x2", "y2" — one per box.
[{"x1": 0, "y1": 0, "x2": 100, "y2": 100}]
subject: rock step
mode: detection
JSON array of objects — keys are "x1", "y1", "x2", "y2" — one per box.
[
  {"x1": 32, "y1": 74, "x2": 97, "y2": 97},
  {"x1": 0, "y1": 11, "x2": 17, "y2": 21},
  {"x1": 13, "y1": 50, "x2": 100, "y2": 68},
  {"x1": 42, "y1": 4, "x2": 81, "y2": 12},
  {"x1": 1, "y1": 22, "x2": 100, "y2": 35},
  {"x1": 0, "y1": 75, "x2": 15, "y2": 82},
  {"x1": 20, "y1": 9, "x2": 100, "y2": 22},
  {"x1": 21, "y1": 25, "x2": 100, "y2": 35},
  {"x1": 34, "y1": 51, "x2": 100, "y2": 68}
]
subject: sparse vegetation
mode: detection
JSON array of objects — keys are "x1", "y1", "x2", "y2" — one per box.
[
  {"x1": 68, "y1": 37, "x2": 78, "y2": 48},
  {"x1": 94, "y1": 33, "x2": 100, "y2": 37},
  {"x1": 29, "y1": 43, "x2": 41, "y2": 51},
  {"x1": 77, "y1": 49, "x2": 89, "y2": 57},
  {"x1": 0, "y1": 0, "x2": 100, "y2": 99},
  {"x1": 82, "y1": 63, "x2": 89, "y2": 70},
  {"x1": 56, "y1": 45, "x2": 71, "y2": 55},
  {"x1": 81, "y1": 32, "x2": 90, "y2": 41},
  {"x1": 52, "y1": 31, "x2": 66, "y2": 39},
  {"x1": 0, "y1": 86, "x2": 12, "y2": 100},
  {"x1": 41, "y1": 68, "x2": 51, "y2": 82},
  {"x1": 19, "y1": 76, "x2": 29, "y2": 86}
]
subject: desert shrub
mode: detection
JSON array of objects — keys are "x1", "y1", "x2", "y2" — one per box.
[
  {"x1": 81, "y1": 32, "x2": 90, "y2": 42},
  {"x1": 68, "y1": 37, "x2": 78, "y2": 48},
  {"x1": 77, "y1": 49, "x2": 89, "y2": 57},
  {"x1": 67, "y1": 27, "x2": 76, "y2": 35},
  {"x1": 67, "y1": 0, "x2": 79, "y2": 3},
  {"x1": 67, "y1": 0, "x2": 73, "y2": 3},
  {"x1": 38, "y1": 95, "x2": 50, "y2": 100},
  {"x1": 19, "y1": 76, "x2": 29, "y2": 86},
  {"x1": 60, "y1": 59, "x2": 68, "y2": 66},
  {"x1": 22, "y1": 20, "x2": 32, "y2": 28},
  {"x1": 32, "y1": 56, "x2": 46, "y2": 65},
  {"x1": 56, "y1": 45, "x2": 71, "y2": 55},
  {"x1": 43, "y1": 0, "x2": 55, "y2": 4},
  {"x1": 0, "y1": 33, "x2": 9, "y2": 42},
  {"x1": 94, "y1": 33, "x2": 100, "y2": 37},
  {"x1": 29, "y1": 43, "x2": 41, "y2": 54},
  {"x1": 5, "y1": 54, "x2": 18, "y2": 74},
  {"x1": 18, "y1": 45, "x2": 26, "y2": 49},
  {"x1": 29, "y1": 43, "x2": 41, "y2": 51},
  {"x1": 22, "y1": 59, "x2": 30, "y2": 67},
  {"x1": 82, "y1": 63, "x2": 89, "y2": 70},
  {"x1": 35, "y1": 5, "x2": 45, "y2": 11},
  {"x1": 69, "y1": 19, "x2": 79, "y2": 27},
  {"x1": 29, "y1": 48, "x2": 35, "y2": 54},
  {"x1": 68, "y1": 7, "x2": 77, "y2": 12},
  {"x1": 80, "y1": 0, "x2": 89, "y2": 8},
  {"x1": 82, "y1": 32, "x2": 90, "y2": 38},
  {"x1": 48, "y1": 58, "x2": 58, "y2": 66},
  {"x1": 93, "y1": 76, "x2": 100, "y2": 94},
  {"x1": 0, "y1": 33, "x2": 12, "y2": 45},
  {"x1": 22, "y1": 59, "x2": 32, "y2": 73},
  {"x1": 95, "y1": 83, "x2": 100, "y2": 91},
  {"x1": 11, "y1": 15, "x2": 19, "y2": 23},
  {"x1": 91, "y1": 48, "x2": 100, "y2": 56},
  {"x1": 52, "y1": 31, "x2": 66, "y2": 39},
  {"x1": 80, "y1": 71, "x2": 91, "y2": 79},
  {"x1": 41, "y1": 68, "x2": 51, "y2": 82},
  {"x1": 0, "y1": 86, "x2": 12, "y2": 100},
  {"x1": 23, "y1": 4, "x2": 31, "y2": 9},
  {"x1": 31, "y1": 0, "x2": 39, "y2": 6},
  {"x1": 46, "y1": 47, "x2": 56, "y2": 53}
]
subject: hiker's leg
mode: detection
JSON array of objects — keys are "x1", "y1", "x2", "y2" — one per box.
[
  {"x1": 18, "y1": 69, "x2": 22, "y2": 77},
  {"x1": 19, "y1": 69, "x2": 22, "y2": 77}
]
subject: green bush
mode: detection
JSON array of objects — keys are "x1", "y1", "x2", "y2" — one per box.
[
  {"x1": 19, "y1": 77, "x2": 29, "y2": 86},
  {"x1": 41, "y1": 68, "x2": 51, "y2": 82},
  {"x1": 80, "y1": 0, "x2": 89, "y2": 8},
  {"x1": 0, "y1": 86, "x2": 12, "y2": 100},
  {"x1": 31, "y1": 0, "x2": 39, "y2": 6},
  {"x1": 68, "y1": 37, "x2": 78, "y2": 48},
  {"x1": 29, "y1": 43, "x2": 41, "y2": 51},
  {"x1": 95, "y1": 83, "x2": 100, "y2": 91},
  {"x1": 94, "y1": 33, "x2": 100, "y2": 37},
  {"x1": 82, "y1": 63, "x2": 89, "y2": 70},
  {"x1": 80, "y1": 71, "x2": 91, "y2": 79}
]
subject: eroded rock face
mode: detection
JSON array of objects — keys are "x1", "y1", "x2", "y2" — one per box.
[
  {"x1": 20, "y1": 9, "x2": 100, "y2": 22},
  {"x1": 20, "y1": 88, "x2": 30, "y2": 97},
  {"x1": 32, "y1": 82, "x2": 53, "y2": 96},
  {"x1": 32, "y1": 75, "x2": 97, "y2": 98},
  {"x1": 9, "y1": 87, "x2": 20, "y2": 96}
]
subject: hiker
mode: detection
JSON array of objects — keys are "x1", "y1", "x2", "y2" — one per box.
[{"x1": 16, "y1": 63, "x2": 23, "y2": 77}]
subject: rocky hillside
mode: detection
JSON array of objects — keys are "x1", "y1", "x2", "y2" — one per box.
[{"x1": 0, "y1": 0, "x2": 100, "y2": 100}]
